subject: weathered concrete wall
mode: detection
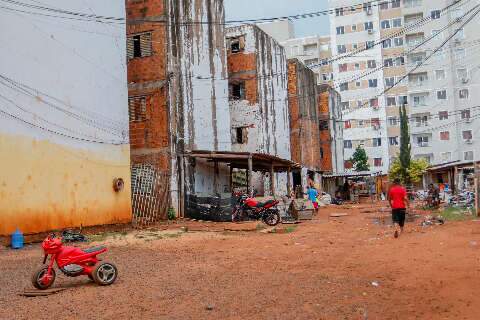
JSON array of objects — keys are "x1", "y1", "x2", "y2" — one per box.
[
  {"x1": 0, "y1": 0, "x2": 131, "y2": 235},
  {"x1": 226, "y1": 24, "x2": 291, "y2": 196},
  {"x1": 288, "y1": 59, "x2": 321, "y2": 172},
  {"x1": 167, "y1": 0, "x2": 231, "y2": 202}
]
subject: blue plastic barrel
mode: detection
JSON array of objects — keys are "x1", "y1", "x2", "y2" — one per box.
[{"x1": 11, "y1": 229, "x2": 24, "y2": 249}]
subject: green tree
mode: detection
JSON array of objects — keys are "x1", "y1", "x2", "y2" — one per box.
[
  {"x1": 399, "y1": 104, "x2": 412, "y2": 183},
  {"x1": 350, "y1": 146, "x2": 370, "y2": 172},
  {"x1": 389, "y1": 158, "x2": 429, "y2": 184}
]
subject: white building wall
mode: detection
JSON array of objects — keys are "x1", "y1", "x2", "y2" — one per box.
[{"x1": 0, "y1": 0, "x2": 131, "y2": 235}]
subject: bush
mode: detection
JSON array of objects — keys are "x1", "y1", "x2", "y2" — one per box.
[{"x1": 389, "y1": 158, "x2": 428, "y2": 184}]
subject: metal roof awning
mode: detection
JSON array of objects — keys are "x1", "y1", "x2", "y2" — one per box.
[
  {"x1": 427, "y1": 160, "x2": 473, "y2": 172},
  {"x1": 185, "y1": 150, "x2": 302, "y2": 172},
  {"x1": 322, "y1": 171, "x2": 384, "y2": 178}
]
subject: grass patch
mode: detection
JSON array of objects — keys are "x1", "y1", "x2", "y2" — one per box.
[
  {"x1": 439, "y1": 207, "x2": 475, "y2": 221},
  {"x1": 285, "y1": 226, "x2": 297, "y2": 233}
]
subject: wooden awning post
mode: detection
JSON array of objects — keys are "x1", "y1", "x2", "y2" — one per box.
[
  {"x1": 287, "y1": 167, "x2": 292, "y2": 196},
  {"x1": 270, "y1": 163, "x2": 276, "y2": 197},
  {"x1": 213, "y1": 160, "x2": 219, "y2": 194},
  {"x1": 248, "y1": 154, "x2": 253, "y2": 196}
]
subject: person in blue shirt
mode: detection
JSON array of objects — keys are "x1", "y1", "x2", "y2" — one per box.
[{"x1": 307, "y1": 185, "x2": 319, "y2": 210}]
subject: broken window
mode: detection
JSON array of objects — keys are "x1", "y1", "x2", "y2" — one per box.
[
  {"x1": 229, "y1": 82, "x2": 246, "y2": 100},
  {"x1": 127, "y1": 32, "x2": 152, "y2": 60},
  {"x1": 319, "y1": 120, "x2": 329, "y2": 131},
  {"x1": 128, "y1": 96, "x2": 147, "y2": 122},
  {"x1": 232, "y1": 127, "x2": 248, "y2": 144},
  {"x1": 229, "y1": 36, "x2": 245, "y2": 53},
  {"x1": 374, "y1": 158, "x2": 383, "y2": 167}
]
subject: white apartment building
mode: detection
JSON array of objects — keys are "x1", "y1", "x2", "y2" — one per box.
[
  {"x1": 282, "y1": 35, "x2": 335, "y2": 85},
  {"x1": 329, "y1": 0, "x2": 480, "y2": 173}
]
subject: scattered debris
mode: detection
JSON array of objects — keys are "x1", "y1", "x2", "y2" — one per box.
[
  {"x1": 371, "y1": 281, "x2": 379, "y2": 287},
  {"x1": 330, "y1": 213, "x2": 349, "y2": 218},
  {"x1": 206, "y1": 304, "x2": 214, "y2": 311},
  {"x1": 19, "y1": 288, "x2": 66, "y2": 297},
  {"x1": 421, "y1": 216, "x2": 445, "y2": 227},
  {"x1": 62, "y1": 230, "x2": 87, "y2": 243}
]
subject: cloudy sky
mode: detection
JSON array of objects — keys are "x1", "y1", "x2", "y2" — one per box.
[{"x1": 224, "y1": 0, "x2": 330, "y2": 37}]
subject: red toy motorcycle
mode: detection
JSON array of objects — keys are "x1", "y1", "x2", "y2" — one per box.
[
  {"x1": 32, "y1": 234, "x2": 118, "y2": 290},
  {"x1": 232, "y1": 194, "x2": 281, "y2": 226}
]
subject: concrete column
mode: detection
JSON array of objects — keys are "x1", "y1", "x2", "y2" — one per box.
[
  {"x1": 248, "y1": 154, "x2": 253, "y2": 196},
  {"x1": 287, "y1": 167, "x2": 292, "y2": 196},
  {"x1": 270, "y1": 163, "x2": 275, "y2": 197}
]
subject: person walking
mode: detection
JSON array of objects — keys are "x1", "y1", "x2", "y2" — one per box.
[
  {"x1": 307, "y1": 185, "x2": 319, "y2": 212},
  {"x1": 388, "y1": 178, "x2": 409, "y2": 238}
]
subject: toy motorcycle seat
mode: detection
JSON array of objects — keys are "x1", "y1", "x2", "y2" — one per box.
[{"x1": 83, "y1": 246, "x2": 106, "y2": 253}]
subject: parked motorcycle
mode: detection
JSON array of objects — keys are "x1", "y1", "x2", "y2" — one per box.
[
  {"x1": 31, "y1": 234, "x2": 118, "y2": 290},
  {"x1": 232, "y1": 194, "x2": 281, "y2": 226}
]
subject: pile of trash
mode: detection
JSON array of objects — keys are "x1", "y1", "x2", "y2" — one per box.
[{"x1": 420, "y1": 215, "x2": 445, "y2": 227}]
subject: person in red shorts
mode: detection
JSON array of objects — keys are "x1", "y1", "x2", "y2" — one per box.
[{"x1": 388, "y1": 178, "x2": 409, "y2": 238}]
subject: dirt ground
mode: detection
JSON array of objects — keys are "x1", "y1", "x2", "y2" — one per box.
[{"x1": 1, "y1": 202, "x2": 480, "y2": 320}]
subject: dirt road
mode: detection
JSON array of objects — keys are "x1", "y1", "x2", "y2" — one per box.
[{"x1": 1, "y1": 203, "x2": 480, "y2": 319}]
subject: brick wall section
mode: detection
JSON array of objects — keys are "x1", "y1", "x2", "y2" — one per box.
[
  {"x1": 288, "y1": 59, "x2": 321, "y2": 171},
  {"x1": 319, "y1": 91, "x2": 333, "y2": 172},
  {"x1": 126, "y1": 0, "x2": 170, "y2": 171},
  {"x1": 227, "y1": 52, "x2": 258, "y2": 104}
]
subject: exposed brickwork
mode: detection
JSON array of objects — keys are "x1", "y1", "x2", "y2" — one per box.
[
  {"x1": 319, "y1": 91, "x2": 333, "y2": 172},
  {"x1": 126, "y1": 0, "x2": 169, "y2": 171},
  {"x1": 287, "y1": 59, "x2": 322, "y2": 171},
  {"x1": 227, "y1": 52, "x2": 258, "y2": 104}
]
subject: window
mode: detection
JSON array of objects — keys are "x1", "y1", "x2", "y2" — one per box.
[
  {"x1": 457, "y1": 68, "x2": 468, "y2": 80},
  {"x1": 363, "y1": 2, "x2": 372, "y2": 12},
  {"x1": 370, "y1": 98, "x2": 379, "y2": 108},
  {"x1": 373, "y1": 138, "x2": 382, "y2": 147},
  {"x1": 464, "y1": 151, "x2": 474, "y2": 161},
  {"x1": 234, "y1": 127, "x2": 248, "y2": 144},
  {"x1": 431, "y1": 10, "x2": 441, "y2": 19},
  {"x1": 354, "y1": 63, "x2": 360, "y2": 70},
  {"x1": 335, "y1": 8, "x2": 344, "y2": 16},
  {"x1": 386, "y1": 97, "x2": 396, "y2": 106},
  {"x1": 364, "y1": 21, "x2": 374, "y2": 31},
  {"x1": 435, "y1": 70, "x2": 445, "y2": 80},
  {"x1": 128, "y1": 96, "x2": 147, "y2": 122},
  {"x1": 388, "y1": 117, "x2": 398, "y2": 126},
  {"x1": 229, "y1": 82, "x2": 246, "y2": 100},
  {"x1": 229, "y1": 36, "x2": 245, "y2": 53},
  {"x1": 389, "y1": 137, "x2": 399, "y2": 146},
  {"x1": 417, "y1": 136, "x2": 429, "y2": 147},
  {"x1": 395, "y1": 57, "x2": 405, "y2": 66},
  {"x1": 463, "y1": 130, "x2": 473, "y2": 140},
  {"x1": 339, "y1": 63, "x2": 348, "y2": 72},
  {"x1": 352, "y1": 24, "x2": 357, "y2": 32},
  {"x1": 340, "y1": 82, "x2": 349, "y2": 92},
  {"x1": 337, "y1": 45, "x2": 347, "y2": 54},
  {"x1": 393, "y1": 18, "x2": 402, "y2": 28},
  {"x1": 344, "y1": 120, "x2": 352, "y2": 129},
  {"x1": 441, "y1": 152, "x2": 452, "y2": 162},
  {"x1": 394, "y1": 37, "x2": 404, "y2": 46},
  {"x1": 455, "y1": 28, "x2": 465, "y2": 40},
  {"x1": 385, "y1": 77, "x2": 395, "y2": 87},
  {"x1": 382, "y1": 39, "x2": 392, "y2": 48},
  {"x1": 127, "y1": 32, "x2": 152, "y2": 60},
  {"x1": 374, "y1": 158, "x2": 383, "y2": 167},
  {"x1": 381, "y1": 20, "x2": 391, "y2": 29},
  {"x1": 384, "y1": 58, "x2": 393, "y2": 67},
  {"x1": 405, "y1": 0, "x2": 422, "y2": 8},
  {"x1": 367, "y1": 60, "x2": 377, "y2": 68},
  {"x1": 412, "y1": 95, "x2": 427, "y2": 107},
  {"x1": 440, "y1": 131, "x2": 450, "y2": 141},
  {"x1": 369, "y1": 79, "x2": 378, "y2": 88},
  {"x1": 344, "y1": 140, "x2": 353, "y2": 148},
  {"x1": 341, "y1": 102, "x2": 350, "y2": 111},
  {"x1": 357, "y1": 100, "x2": 363, "y2": 108},
  {"x1": 439, "y1": 111, "x2": 448, "y2": 120},
  {"x1": 392, "y1": 0, "x2": 400, "y2": 8},
  {"x1": 437, "y1": 90, "x2": 447, "y2": 100},
  {"x1": 455, "y1": 48, "x2": 466, "y2": 59},
  {"x1": 452, "y1": 8, "x2": 463, "y2": 19},
  {"x1": 355, "y1": 81, "x2": 361, "y2": 88},
  {"x1": 304, "y1": 44, "x2": 318, "y2": 55},
  {"x1": 459, "y1": 89, "x2": 469, "y2": 99},
  {"x1": 366, "y1": 41, "x2": 375, "y2": 49},
  {"x1": 461, "y1": 109, "x2": 470, "y2": 119},
  {"x1": 353, "y1": 43, "x2": 358, "y2": 50},
  {"x1": 336, "y1": 26, "x2": 345, "y2": 35},
  {"x1": 380, "y1": 1, "x2": 389, "y2": 10},
  {"x1": 319, "y1": 120, "x2": 329, "y2": 131},
  {"x1": 371, "y1": 118, "x2": 380, "y2": 128},
  {"x1": 398, "y1": 96, "x2": 408, "y2": 105}
]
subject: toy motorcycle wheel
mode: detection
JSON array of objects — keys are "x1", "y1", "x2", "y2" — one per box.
[
  {"x1": 31, "y1": 265, "x2": 56, "y2": 290},
  {"x1": 92, "y1": 262, "x2": 118, "y2": 286},
  {"x1": 263, "y1": 210, "x2": 280, "y2": 226}
]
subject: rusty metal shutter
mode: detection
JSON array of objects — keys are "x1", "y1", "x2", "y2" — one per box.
[
  {"x1": 127, "y1": 37, "x2": 134, "y2": 60},
  {"x1": 140, "y1": 32, "x2": 152, "y2": 57}
]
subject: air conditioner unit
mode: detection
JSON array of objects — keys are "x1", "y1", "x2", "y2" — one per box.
[
  {"x1": 462, "y1": 78, "x2": 469, "y2": 84},
  {"x1": 466, "y1": 139, "x2": 473, "y2": 144},
  {"x1": 368, "y1": 29, "x2": 374, "y2": 35}
]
